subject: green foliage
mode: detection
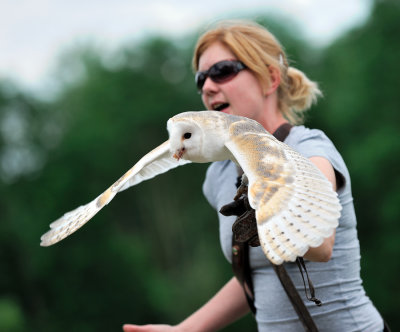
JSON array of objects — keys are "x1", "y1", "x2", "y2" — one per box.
[
  {"x1": 305, "y1": 2, "x2": 400, "y2": 328},
  {"x1": 1, "y1": 1, "x2": 399, "y2": 330},
  {"x1": 0, "y1": 297, "x2": 26, "y2": 332}
]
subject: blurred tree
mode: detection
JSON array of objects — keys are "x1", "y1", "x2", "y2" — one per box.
[
  {"x1": 1, "y1": 36, "x2": 249, "y2": 331},
  {"x1": 304, "y1": 0, "x2": 400, "y2": 329}
]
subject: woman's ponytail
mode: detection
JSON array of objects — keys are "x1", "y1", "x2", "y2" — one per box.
[{"x1": 279, "y1": 66, "x2": 322, "y2": 124}]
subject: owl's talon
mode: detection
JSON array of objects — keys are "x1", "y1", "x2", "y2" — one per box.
[{"x1": 220, "y1": 198, "x2": 247, "y2": 216}]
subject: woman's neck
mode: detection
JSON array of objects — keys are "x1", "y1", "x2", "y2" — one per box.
[{"x1": 258, "y1": 93, "x2": 288, "y2": 134}]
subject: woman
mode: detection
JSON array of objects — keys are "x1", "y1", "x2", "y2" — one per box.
[{"x1": 124, "y1": 20, "x2": 384, "y2": 332}]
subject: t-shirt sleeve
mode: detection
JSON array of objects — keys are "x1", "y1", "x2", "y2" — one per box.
[
  {"x1": 286, "y1": 127, "x2": 347, "y2": 190},
  {"x1": 289, "y1": 128, "x2": 332, "y2": 160}
]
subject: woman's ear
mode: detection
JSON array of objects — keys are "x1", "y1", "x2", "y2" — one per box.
[{"x1": 264, "y1": 66, "x2": 281, "y2": 96}]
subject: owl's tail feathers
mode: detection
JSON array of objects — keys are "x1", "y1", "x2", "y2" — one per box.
[{"x1": 40, "y1": 196, "x2": 101, "y2": 246}]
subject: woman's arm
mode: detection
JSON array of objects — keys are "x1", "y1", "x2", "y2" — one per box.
[
  {"x1": 303, "y1": 156, "x2": 337, "y2": 262},
  {"x1": 123, "y1": 277, "x2": 250, "y2": 332}
]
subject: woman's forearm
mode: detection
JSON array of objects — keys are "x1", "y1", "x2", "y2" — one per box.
[
  {"x1": 304, "y1": 156, "x2": 338, "y2": 262},
  {"x1": 176, "y1": 277, "x2": 250, "y2": 332}
]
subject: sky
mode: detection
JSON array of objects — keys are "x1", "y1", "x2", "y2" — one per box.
[{"x1": 0, "y1": 0, "x2": 373, "y2": 95}]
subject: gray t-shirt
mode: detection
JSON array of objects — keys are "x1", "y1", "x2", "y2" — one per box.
[{"x1": 203, "y1": 125, "x2": 383, "y2": 331}]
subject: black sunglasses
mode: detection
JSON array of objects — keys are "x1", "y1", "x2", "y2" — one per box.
[{"x1": 195, "y1": 60, "x2": 246, "y2": 92}]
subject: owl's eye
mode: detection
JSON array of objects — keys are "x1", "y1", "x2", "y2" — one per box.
[{"x1": 183, "y1": 132, "x2": 192, "y2": 139}]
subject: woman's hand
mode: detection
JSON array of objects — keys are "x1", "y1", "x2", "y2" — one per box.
[
  {"x1": 123, "y1": 277, "x2": 249, "y2": 332},
  {"x1": 123, "y1": 324, "x2": 178, "y2": 332}
]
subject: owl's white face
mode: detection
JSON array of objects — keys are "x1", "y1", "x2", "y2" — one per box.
[
  {"x1": 167, "y1": 120, "x2": 204, "y2": 162},
  {"x1": 167, "y1": 112, "x2": 231, "y2": 163}
]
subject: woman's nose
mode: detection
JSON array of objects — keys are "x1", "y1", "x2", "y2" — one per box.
[{"x1": 201, "y1": 76, "x2": 219, "y2": 95}]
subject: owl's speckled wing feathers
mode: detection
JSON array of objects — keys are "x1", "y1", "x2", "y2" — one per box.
[
  {"x1": 226, "y1": 119, "x2": 340, "y2": 264},
  {"x1": 40, "y1": 141, "x2": 190, "y2": 246}
]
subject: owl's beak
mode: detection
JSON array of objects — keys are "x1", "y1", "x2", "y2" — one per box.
[{"x1": 173, "y1": 147, "x2": 185, "y2": 160}]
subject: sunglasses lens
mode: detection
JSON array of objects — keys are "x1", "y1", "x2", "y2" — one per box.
[
  {"x1": 195, "y1": 72, "x2": 207, "y2": 90},
  {"x1": 210, "y1": 62, "x2": 238, "y2": 83},
  {"x1": 195, "y1": 61, "x2": 245, "y2": 92}
]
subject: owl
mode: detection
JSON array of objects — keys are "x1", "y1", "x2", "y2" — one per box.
[{"x1": 40, "y1": 111, "x2": 341, "y2": 265}]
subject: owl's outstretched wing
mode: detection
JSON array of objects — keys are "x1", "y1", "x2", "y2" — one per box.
[
  {"x1": 225, "y1": 119, "x2": 341, "y2": 265},
  {"x1": 40, "y1": 140, "x2": 191, "y2": 246}
]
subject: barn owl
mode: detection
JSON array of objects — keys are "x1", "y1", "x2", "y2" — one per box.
[{"x1": 40, "y1": 110, "x2": 341, "y2": 265}]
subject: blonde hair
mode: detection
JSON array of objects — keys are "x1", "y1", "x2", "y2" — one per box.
[{"x1": 192, "y1": 20, "x2": 322, "y2": 125}]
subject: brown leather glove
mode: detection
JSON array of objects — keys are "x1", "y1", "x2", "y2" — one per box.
[{"x1": 219, "y1": 186, "x2": 260, "y2": 247}]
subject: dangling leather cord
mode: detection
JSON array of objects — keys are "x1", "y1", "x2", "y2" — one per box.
[{"x1": 296, "y1": 257, "x2": 322, "y2": 306}]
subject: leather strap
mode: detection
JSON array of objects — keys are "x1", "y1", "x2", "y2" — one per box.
[
  {"x1": 272, "y1": 262, "x2": 319, "y2": 331},
  {"x1": 272, "y1": 122, "x2": 294, "y2": 142},
  {"x1": 231, "y1": 240, "x2": 257, "y2": 314}
]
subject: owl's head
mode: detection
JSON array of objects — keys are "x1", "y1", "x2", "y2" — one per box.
[{"x1": 167, "y1": 111, "x2": 230, "y2": 163}]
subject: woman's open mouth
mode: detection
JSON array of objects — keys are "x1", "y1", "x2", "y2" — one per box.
[{"x1": 212, "y1": 103, "x2": 229, "y2": 112}]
